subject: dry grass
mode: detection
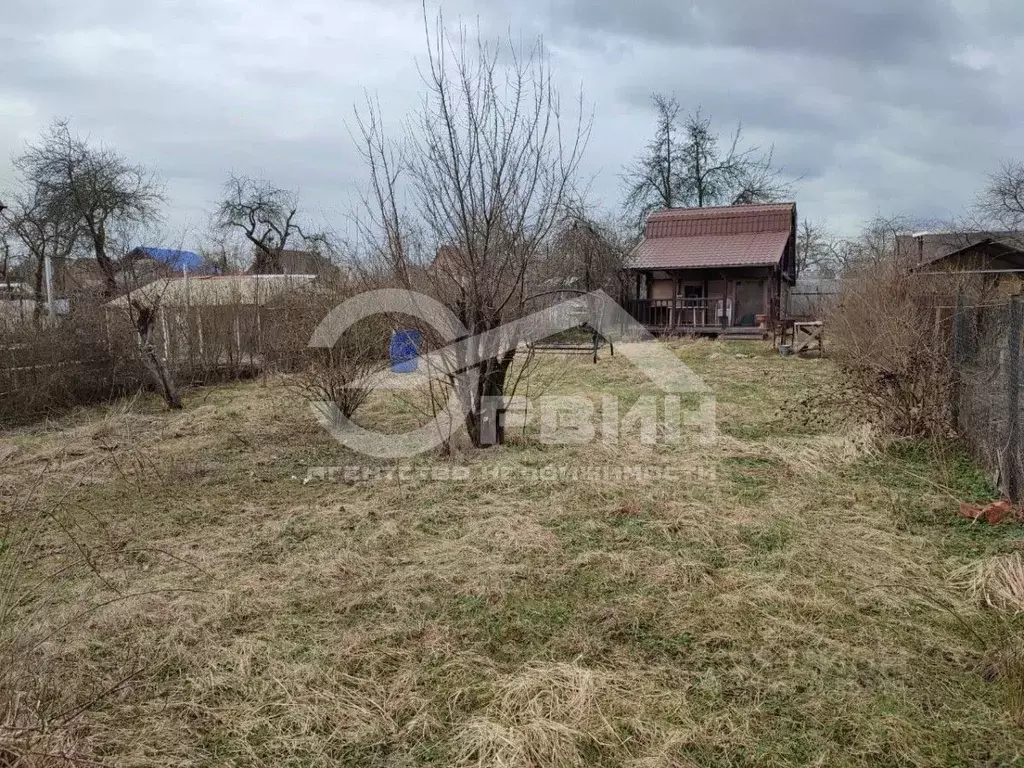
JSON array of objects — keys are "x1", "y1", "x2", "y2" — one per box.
[
  {"x1": 967, "y1": 552, "x2": 1024, "y2": 615},
  {"x1": 1, "y1": 339, "x2": 1023, "y2": 766}
]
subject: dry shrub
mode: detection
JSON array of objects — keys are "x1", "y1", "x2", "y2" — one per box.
[
  {"x1": 263, "y1": 277, "x2": 391, "y2": 419},
  {"x1": 828, "y1": 253, "x2": 955, "y2": 437},
  {"x1": 0, "y1": 467, "x2": 120, "y2": 765},
  {"x1": 296, "y1": 318, "x2": 388, "y2": 419},
  {"x1": 0, "y1": 301, "x2": 146, "y2": 427}
]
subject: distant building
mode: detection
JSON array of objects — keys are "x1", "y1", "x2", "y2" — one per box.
[
  {"x1": 249, "y1": 248, "x2": 340, "y2": 277},
  {"x1": 104, "y1": 274, "x2": 320, "y2": 368},
  {"x1": 104, "y1": 273, "x2": 317, "y2": 311},
  {"x1": 278, "y1": 249, "x2": 334, "y2": 276},
  {"x1": 0, "y1": 282, "x2": 70, "y2": 326},
  {"x1": 902, "y1": 232, "x2": 1024, "y2": 271},
  {"x1": 124, "y1": 247, "x2": 217, "y2": 278},
  {"x1": 901, "y1": 231, "x2": 1024, "y2": 294}
]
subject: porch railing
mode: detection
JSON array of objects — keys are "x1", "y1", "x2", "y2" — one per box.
[{"x1": 623, "y1": 298, "x2": 729, "y2": 329}]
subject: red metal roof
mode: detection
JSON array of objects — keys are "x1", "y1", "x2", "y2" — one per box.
[
  {"x1": 630, "y1": 231, "x2": 792, "y2": 270},
  {"x1": 629, "y1": 203, "x2": 795, "y2": 270}
]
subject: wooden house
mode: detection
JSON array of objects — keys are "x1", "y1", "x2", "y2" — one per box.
[{"x1": 622, "y1": 203, "x2": 798, "y2": 337}]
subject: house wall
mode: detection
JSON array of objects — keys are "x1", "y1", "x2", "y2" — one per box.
[{"x1": 650, "y1": 279, "x2": 674, "y2": 300}]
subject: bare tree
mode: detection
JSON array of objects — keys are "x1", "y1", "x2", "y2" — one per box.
[
  {"x1": 1, "y1": 165, "x2": 82, "y2": 320},
  {"x1": 0, "y1": 225, "x2": 20, "y2": 294},
  {"x1": 678, "y1": 107, "x2": 790, "y2": 208},
  {"x1": 215, "y1": 175, "x2": 327, "y2": 274},
  {"x1": 96, "y1": 226, "x2": 185, "y2": 410},
  {"x1": 14, "y1": 120, "x2": 163, "y2": 297},
  {"x1": 978, "y1": 160, "x2": 1024, "y2": 231},
  {"x1": 623, "y1": 94, "x2": 682, "y2": 225},
  {"x1": 198, "y1": 226, "x2": 248, "y2": 275},
  {"x1": 0, "y1": 227, "x2": 9, "y2": 284},
  {"x1": 729, "y1": 145, "x2": 793, "y2": 206},
  {"x1": 796, "y1": 219, "x2": 847, "y2": 278},
  {"x1": 844, "y1": 215, "x2": 917, "y2": 268},
  {"x1": 624, "y1": 97, "x2": 790, "y2": 225},
  {"x1": 356, "y1": 15, "x2": 588, "y2": 448},
  {"x1": 544, "y1": 213, "x2": 628, "y2": 294}
]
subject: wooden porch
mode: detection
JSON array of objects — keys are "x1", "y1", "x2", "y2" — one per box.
[{"x1": 623, "y1": 298, "x2": 770, "y2": 338}]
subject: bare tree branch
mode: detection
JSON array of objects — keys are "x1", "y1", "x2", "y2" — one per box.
[
  {"x1": 977, "y1": 159, "x2": 1024, "y2": 231},
  {"x1": 215, "y1": 174, "x2": 328, "y2": 274},
  {"x1": 623, "y1": 97, "x2": 791, "y2": 227},
  {"x1": 12, "y1": 120, "x2": 163, "y2": 298},
  {"x1": 354, "y1": 11, "x2": 590, "y2": 448}
]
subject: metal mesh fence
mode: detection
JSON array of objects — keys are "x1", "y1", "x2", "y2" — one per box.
[{"x1": 952, "y1": 296, "x2": 1024, "y2": 502}]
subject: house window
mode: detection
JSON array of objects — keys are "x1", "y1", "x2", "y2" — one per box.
[{"x1": 678, "y1": 283, "x2": 704, "y2": 300}]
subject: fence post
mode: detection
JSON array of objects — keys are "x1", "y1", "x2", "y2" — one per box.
[
  {"x1": 950, "y1": 291, "x2": 966, "y2": 429},
  {"x1": 1007, "y1": 295, "x2": 1023, "y2": 504}
]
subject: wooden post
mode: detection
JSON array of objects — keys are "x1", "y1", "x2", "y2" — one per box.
[
  {"x1": 950, "y1": 291, "x2": 965, "y2": 429},
  {"x1": 234, "y1": 315, "x2": 242, "y2": 369},
  {"x1": 1007, "y1": 295, "x2": 1023, "y2": 503},
  {"x1": 160, "y1": 311, "x2": 170, "y2": 362},
  {"x1": 670, "y1": 274, "x2": 678, "y2": 330},
  {"x1": 103, "y1": 307, "x2": 113, "y2": 355},
  {"x1": 197, "y1": 308, "x2": 205, "y2": 359}
]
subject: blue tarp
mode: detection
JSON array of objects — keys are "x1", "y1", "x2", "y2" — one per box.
[
  {"x1": 390, "y1": 329, "x2": 422, "y2": 373},
  {"x1": 131, "y1": 247, "x2": 214, "y2": 273}
]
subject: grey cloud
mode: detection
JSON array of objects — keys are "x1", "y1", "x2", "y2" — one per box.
[
  {"x1": 1, "y1": 0, "x2": 1023, "y2": 248},
  {"x1": 550, "y1": 0, "x2": 959, "y2": 64}
]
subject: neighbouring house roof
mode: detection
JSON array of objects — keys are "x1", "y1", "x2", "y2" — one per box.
[
  {"x1": 900, "y1": 232, "x2": 1024, "y2": 272},
  {"x1": 429, "y1": 246, "x2": 465, "y2": 279},
  {"x1": 104, "y1": 274, "x2": 317, "y2": 310},
  {"x1": 278, "y1": 249, "x2": 333, "y2": 275},
  {"x1": 57, "y1": 258, "x2": 108, "y2": 290},
  {"x1": 127, "y1": 247, "x2": 212, "y2": 273},
  {"x1": 627, "y1": 203, "x2": 796, "y2": 270}
]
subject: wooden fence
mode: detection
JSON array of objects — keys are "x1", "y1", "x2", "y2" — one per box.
[{"x1": 0, "y1": 300, "x2": 315, "y2": 426}]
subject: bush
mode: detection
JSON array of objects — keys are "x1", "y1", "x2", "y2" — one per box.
[
  {"x1": 261, "y1": 277, "x2": 391, "y2": 419},
  {"x1": 827, "y1": 253, "x2": 955, "y2": 437},
  {"x1": 0, "y1": 304, "x2": 147, "y2": 426}
]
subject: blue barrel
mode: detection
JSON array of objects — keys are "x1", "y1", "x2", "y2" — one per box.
[{"x1": 389, "y1": 329, "x2": 422, "y2": 373}]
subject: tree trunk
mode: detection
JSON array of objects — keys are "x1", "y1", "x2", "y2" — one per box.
[
  {"x1": 130, "y1": 300, "x2": 183, "y2": 410},
  {"x1": 32, "y1": 252, "x2": 45, "y2": 323},
  {"x1": 250, "y1": 246, "x2": 282, "y2": 274},
  {"x1": 140, "y1": 342, "x2": 183, "y2": 410},
  {"x1": 92, "y1": 225, "x2": 118, "y2": 298},
  {"x1": 465, "y1": 349, "x2": 517, "y2": 447}
]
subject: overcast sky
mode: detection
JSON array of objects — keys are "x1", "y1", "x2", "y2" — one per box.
[{"x1": 2, "y1": 0, "x2": 1023, "y2": 248}]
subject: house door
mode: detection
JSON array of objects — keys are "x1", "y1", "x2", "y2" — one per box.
[{"x1": 733, "y1": 280, "x2": 763, "y2": 327}]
